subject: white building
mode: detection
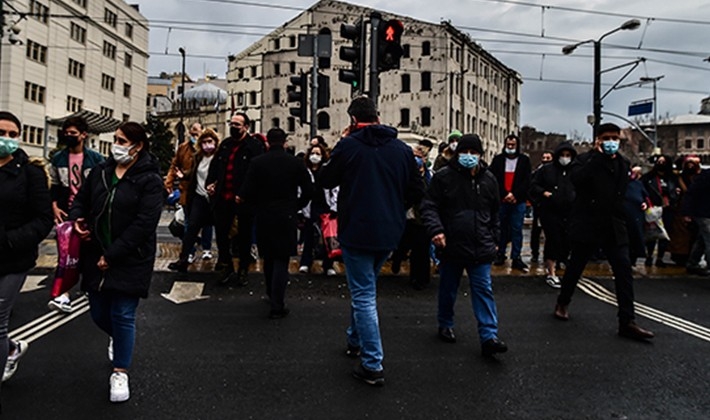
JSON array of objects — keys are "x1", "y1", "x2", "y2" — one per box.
[
  {"x1": 226, "y1": 0, "x2": 522, "y2": 160},
  {"x1": 0, "y1": 0, "x2": 148, "y2": 157}
]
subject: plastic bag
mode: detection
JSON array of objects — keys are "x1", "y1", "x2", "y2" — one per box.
[
  {"x1": 51, "y1": 221, "x2": 82, "y2": 298},
  {"x1": 320, "y1": 213, "x2": 342, "y2": 259},
  {"x1": 644, "y1": 206, "x2": 670, "y2": 242}
]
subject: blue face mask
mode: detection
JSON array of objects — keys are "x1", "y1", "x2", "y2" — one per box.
[
  {"x1": 602, "y1": 140, "x2": 619, "y2": 155},
  {"x1": 0, "y1": 136, "x2": 19, "y2": 158},
  {"x1": 458, "y1": 153, "x2": 479, "y2": 169}
]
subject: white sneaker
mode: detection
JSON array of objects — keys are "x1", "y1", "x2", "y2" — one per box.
[
  {"x1": 546, "y1": 275, "x2": 561, "y2": 289},
  {"x1": 299, "y1": 265, "x2": 309, "y2": 274},
  {"x1": 108, "y1": 337, "x2": 114, "y2": 362},
  {"x1": 47, "y1": 296, "x2": 72, "y2": 314},
  {"x1": 201, "y1": 250, "x2": 213, "y2": 260},
  {"x1": 109, "y1": 371, "x2": 130, "y2": 403},
  {"x1": 187, "y1": 254, "x2": 196, "y2": 264},
  {"x1": 2, "y1": 340, "x2": 29, "y2": 382},
  {"x1": 326, "y1": 268, "x2": 337, "y2": 277}
]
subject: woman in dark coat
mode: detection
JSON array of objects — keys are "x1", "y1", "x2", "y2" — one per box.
[
  {"x1": 69, "y1": 122, "x2": 164, "y2": 403},
  {"x1": 0, "y1": 111, "x2": 53, "y2": 401}
]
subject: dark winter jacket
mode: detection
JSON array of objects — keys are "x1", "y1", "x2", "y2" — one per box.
[
  {"x1": 69, "y1": 153, "x2": 165, "y2": 298},
  {"x1": 683, "y1": 169, "x2": 710, "y2": 218},
  {"x1": 239, "y1": 147, "x2": 313, "y2": 258},
  {"x1": 568, "y1": 149, "x2": 630, "y2": 245},
  {"x1": 320, "y1": 124, "x2": 424, "y2": 251},
  {"x1": 49, "y1": 147, "x2": 105, "y2": 211},
  {"x1": 206, "y1": 134, "x2": 265, "y2": 205},
  {"x1": 421, "y1": 160, "x2": 501, "y2": 264},
  {"x1": 641, "y1": 168, "x2": 680, "y2": 208},
  {"x1": 529, "y1": 141, "x2": 577, "y2": 218},
  {"x1": 0, "y1": 149, "x2": 53, "y2": 276},
  {"x1": 489, "y1": 146, "x2": 532, "y2": 203}
]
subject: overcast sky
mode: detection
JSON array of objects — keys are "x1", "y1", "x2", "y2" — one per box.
[{"x1": 131, "y1": 0, "x2": 710, "y2": 140}]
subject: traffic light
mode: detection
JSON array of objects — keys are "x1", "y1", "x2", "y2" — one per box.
[
  {"x1": 338, "y1": 19, "x2": 365, "y2": 90},
  {"x1": 377, "y1": 19, "x2": 404, "y2": 72},
  {"x1": 317, "y1": 73, "x2": 330, "y2": 109},
  {"x1": 287, "y1": 71, "x2": 308, "y2": 125}
]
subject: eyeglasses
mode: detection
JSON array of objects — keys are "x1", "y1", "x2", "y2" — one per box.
[
  {"x1": 600, "y1": 135, "x2": 620, "y2": 141},
  {"x1": 0, "y1": 129, "x2": 20, "y2": 138}
]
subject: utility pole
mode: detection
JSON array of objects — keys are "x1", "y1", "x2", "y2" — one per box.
[
  {"x1": 310, "y1": 34, "x2": 318, "y2": 139},
  {"x1": 369, "y1": 11, "x2": 381, "y2": 105},
  {"x1": 640, "y1": 75, "x2": 664, "y2": 151},
  {"x1": 178, "y1": 47, "x2": 186, "y2": 149}
]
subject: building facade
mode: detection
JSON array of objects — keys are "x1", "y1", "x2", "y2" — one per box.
[
  {"x1": 226, "y1": 0, "x2": 522, "y2": 159},
  {"x1": 0, "y1": 0, "x2": 148, "y2": 157}
]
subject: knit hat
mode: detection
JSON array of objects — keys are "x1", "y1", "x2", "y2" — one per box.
[
  {"x1": 456, "y1": 134, "x2": 484, "y2": 155},
  {"x1": 448, "y1": 130, "x2": 462, "y2": 142}
]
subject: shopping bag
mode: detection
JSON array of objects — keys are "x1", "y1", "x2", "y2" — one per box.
[
  {"x1": 168, "y1": 206, "x2": 185, "y2": 239},
  {"x1": 51, "y1": 221, "x2": 82, "y2": 298},
  {"x1": 320, "y1": 213, "x2": 342, "y2": 259},
  {"x1": 644, "y1": 206, "x2": 670, "y2": 242}
]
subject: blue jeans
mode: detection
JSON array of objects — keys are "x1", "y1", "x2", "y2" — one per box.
[
  {"x1": 88, "y1": 291, "x2": 140, "y2": 370},
  {"x1": 438, "y1": 261, "x2": 499, "y2": 343},
  {"x1": 498, "y1": 202, "x2": 526, "y2": 260},
  {"x1": 342, "y1": 246, "x2": 389, "y2": 372}
]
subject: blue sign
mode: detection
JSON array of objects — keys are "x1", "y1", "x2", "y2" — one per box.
[{"x1": 628, "y1": 101, "x2": 653, "y2": 116}]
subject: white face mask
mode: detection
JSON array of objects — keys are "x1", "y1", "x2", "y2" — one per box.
[
  {"x1": 111, "y1": 144, "x2": 136, "y2": 165},
  {"x1": 559, "y1": 156, "x2": 572, "y2": 166},
  {"x1": 449, "y1": 141, "x2": 458, "y2": 152},
  {"x1": 309, "y1": 154, "x2": 322, "y2": 164}
]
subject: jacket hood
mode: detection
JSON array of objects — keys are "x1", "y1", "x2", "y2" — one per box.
[
  {"x1": 553, "y1": 141, "x2": 577, "y2": 160},
  {"x1": 350, "y1": 124, "x2": 398, "y2": 147}
]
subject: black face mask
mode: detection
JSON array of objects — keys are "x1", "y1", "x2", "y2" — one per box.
[
  {"x1": 61, "y1": 134, "x2": 80, "y2": 148},
  {"x1": 230, "y1": 127, "x2": 242, "y2": 140}
]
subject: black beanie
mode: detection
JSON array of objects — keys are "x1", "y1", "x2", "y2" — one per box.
[
  {"x1": 456, "y1": 134, "x2": 484, "y2": 155},
  {"x1": 0, "y1": 111, "x2": 22, "y2": 131}
]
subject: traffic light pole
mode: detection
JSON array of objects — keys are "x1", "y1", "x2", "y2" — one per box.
[
  {"x1": 310, "y1": 35, "x2": 319, "y2": 139},
  {"x1": 369, "y1": 12, "x2": 381, "y2": 106}
]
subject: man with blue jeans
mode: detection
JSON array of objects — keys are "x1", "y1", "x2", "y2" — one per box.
[
  {"x1": 490, "y1": 134, "x2": 532, "y2": 272},
  {"x1": 320, "y1": 96, "x2": 423, "y2": 386},
  {"x1": 421, "y1": 134, "x2": 508, "y2": 357}
]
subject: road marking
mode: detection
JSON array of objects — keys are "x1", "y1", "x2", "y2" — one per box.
[
  {"x1": 21, "y1": 275, "x2": 47, "y2": 293},
  {"x1": 578, "y1": 278, "x2": 710, "y2": 342},
  {"x1": 161, "y1": 281, "x2": 209, "y2": 304},
  {"x1": 10, "y1": 296, "x2": 90, "y2": 344}
]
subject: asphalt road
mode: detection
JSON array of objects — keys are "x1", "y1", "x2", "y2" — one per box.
[{"x1": 3, "y1": 270, "x2": 709, "y2": 419}]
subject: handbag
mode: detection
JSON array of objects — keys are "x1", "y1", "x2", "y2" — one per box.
[
  {"x1": 51, "y1": 221, "x2": 82, "y2": 298},
  {"x1": 320, "y1": 213, "x2": 342, "y2": 259},
  {"x1": 644, "y1": 206, "x2": 670, "y2": 242}
]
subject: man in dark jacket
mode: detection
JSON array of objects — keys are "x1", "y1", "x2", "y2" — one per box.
[
  {"x1": 421, "y1": 134, "x2": 508, "y2": 358},
  {"x1": 239, "y1": 128, "x2": 313, "y2": 318},
  {"x1": 206, "y1": 112, "x2": 265, "y2": 286},
  {"x1": 320, "y1": 96, "x2": 424, "y2": 386},
  {"x1": 683, "y1": 168, "x2": 710, "y2": 276},
  {"x1": 530, "y1": 141, "x2": 577, "y2": 288},
  {"x1": 553, "y1": 123, "x2": 654, "y2": 341},
  {"x1": 489, "y1": 134, "x2": 532, "y2": 272}
]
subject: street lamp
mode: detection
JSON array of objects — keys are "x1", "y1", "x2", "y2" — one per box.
[
  {"x1": 178, "y1": 47, "x2": 186, "y2": 146},
  {"x1": 639, "y1": 75, "x2": 664, "y2": 151},
  {"x1": 562, "y1": 19, "x2": 641, "y2": 136}
]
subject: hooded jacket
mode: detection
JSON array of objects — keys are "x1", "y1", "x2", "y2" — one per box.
[
  {"x1": 320, "y1": 124, "x2": 424, "y2": 251},
  {"x1": 489, "y1": 142, "x2": 532, "y2": 203},
  {"x1": 69, "y1": 152, "x2": 165, "y2": 297},
  {"x1": 529, "y1": 141, "x2": 577, "y2": 217},
  {"x1": 420, "y1": 159, "x2": 501, "y2": 264},
  {"x1": 49, "y1": 146, "x2": 105, "y2": 212},
  {"x1": 0, "y1": 149, "x2": 53, "y2": 276}
]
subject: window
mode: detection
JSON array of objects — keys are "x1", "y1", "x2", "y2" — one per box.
[
  {"x1": 274, "y1": 38, "x2": 281, "y2": 50},
  {"x1": 68, "y1": 58, "x2": 85, "y2": 79},
  {"x1": 124, "y1": 52, "x2": 133, "y2": 68},
  {"x1": 123, "y1": 83, "x2": 131, "y2": 98},
  {"x1": 101, "y1": 74, "x2": 115, "y2": 91},
  {"x1": 122, "y1": 113, "x2": 130, "y2": 122},
  {"x1": 125, "y1": 23, "x2": 133, "y2": 39},
  {"x1": 100, "y1": 106, "x2": 114, "y2": 118},
  {"x1": 70, "y1": 23, "x2": 86, "y2": 44},
  {"x1": 237, "y1": 68, "x2": 244, "y2": 79},
  {"x1": 317, "y1": 112, "x2": 330, "y2": 130},
  {"x1": 249, "y1": 91, "x2": 257, "y2": 105},
  {"x1": 287, "y1": 117, "x2": 295, "y2": 132},
  {"x1": 402, "y1": 44, "x2": 410, "y2": 58},
  {"x1": 422, "y1": 41, "x2": 431, "y2": 56},
  {"x1": 274, "y1": 63, "x2": 280, "y2": 75},
  {"x1": 66, "y1": 96, "x2": 83, "y2": 112},
  {"x1": 72, "y1": 0, "x2": 87, "y2": 8},
  {"x1": 289, "y1": 36, "x2": 296, "y2": 48},
  {"x1": 456, "y1": 47, "x2": 461, "y2": 62},
  {"x1": 421, "y1": 107, "x2": 431, "y2": 127},
  {"x1": 289, "y1": 62, "x2": 296, "y2": 73},
  {"x1": 104, "y1": 9, "x2": 117, "y2": 27},
  {"x1": 26, "y1": 40, "x2": 48, "y2": 64},
  {"x1": 401, "y1": 74, "x2": 411, "y2": 93},
  {"x1": 467, "y1": 82, "x2": 471, "y2": 100},
  {"x1": 698, "y1": 138, "x2": 705, "y2": 149},
  {"x1": 272, "y1": 89, "x2": 280, "y2": 104},
  {"x1": 24, "y1": 81, "x2": 46, "y2": 104},
  {"x1": 685, "y1": 139, "x2": 692, "y2": 149},
  {"x1": 251, "y1": 66, "x2": 257, "y2": 77},
  {"x1": 421, "y1": 72, "x2": 431, "y2": 91},
  {"x1": 400, "y1": 108, "x2": 410, "y2": 128},
  {"x1": 29, "y1": 1, "x2": 49, "y2": 24},
  {"x1": 237, "y1": 93, "x2": 244, "y2": 106},
  {"x1": 271, "y1": 117, "x2": 280, "y2": 128},
  {"x1": 22, "y1": 125, "x2": 44, "y2": 145},
  {"x1": 103, "y1": 41, "x2": 117, "y2": 60}
]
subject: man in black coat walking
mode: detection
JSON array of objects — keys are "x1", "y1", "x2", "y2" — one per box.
[
  {"x1": 553, "y1": 123, "x2": 654, "y2": 341},
  {"x1": 238, "y1": 128, "x2": 313, "y2": 318}
]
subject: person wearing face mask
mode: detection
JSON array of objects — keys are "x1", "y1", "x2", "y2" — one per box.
[
  {"x1": 666, "y1": 155, "x2": 703, "y2": 267},
  {"x1": 433, "y1": 130, "x2": 461, "y2": 172},
  {"x1": 529, "y1": 151, "x2": 553, "y2": 264},
  {"x1": 69, "y1": 122, "x2": 165, "y2": 403},
  {"x1": 553, "y1": 123, "x2": 654, "y2": 341},
  {"x1": 421, "y1": 134, "x2": 508, "y2": 358},
  {"x1": 530, "y1": 142, "x2": 577, "y2": 288},
  {"x1": 490, "y1": 134, "x2": 532, "y2": 272},
  {"x1": 0, "y1": 111, "x2": 53, "y2": 400},
  {"x1": 168, "y1": 129, "x2": 221, "y2": 272},
  {"x1": 640, "y1": 154, "x2": 680, "y2": 267},
  {"x1": 47, "y1": 117, "x2": 105, "y2": 312},
  {"x1": 624, "y1": 166, "x2": 650, "y2": 266}
]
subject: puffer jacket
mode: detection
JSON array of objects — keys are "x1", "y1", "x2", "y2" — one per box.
[
  {"x1": 0, "y1": 149, "x2": 53, "y2": 275},
  {"x1": 69, "y1": 152, "x2": 165, "y2": 298},
  {"x1": 420, "y1": 160, "x2": 501, "y2": 264}
]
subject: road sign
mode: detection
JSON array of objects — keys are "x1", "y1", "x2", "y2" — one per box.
[{"x1": 628, "y1": 101, "x2": 653, "y2": 116}]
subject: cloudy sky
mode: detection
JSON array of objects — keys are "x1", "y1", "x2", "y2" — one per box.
[{"x1": 131, "y1": 0, "x2": 710, "y2": 139}]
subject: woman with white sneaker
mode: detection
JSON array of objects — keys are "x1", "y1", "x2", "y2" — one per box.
[
  {"x1": 69, "y1": 122, "x2": 164, "y2": 402},
  {"x1": 0, "y1": 111, "x2": 53, "y2": 409}
]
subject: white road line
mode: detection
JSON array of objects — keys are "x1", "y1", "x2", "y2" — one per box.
[
  {"x1": 10, "y1": 296, "x2": 90, "y2": 342},
  {"x1": 9, "y1": 296, "x2": 88, "y2": 337},
  {"x1": 577, "y1": 278, "x2": 710, "y2": 342},
  {"x1": 21, "y1": 305, "x2": 91, "y2": 344}
]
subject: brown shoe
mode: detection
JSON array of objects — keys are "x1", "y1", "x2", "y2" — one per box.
[
  {"x1": 553, "y1": 304, "x2": 569, "y2": 321},
  {"x1": 618, "y1": 322, "x2": 654, "y2": 340}
]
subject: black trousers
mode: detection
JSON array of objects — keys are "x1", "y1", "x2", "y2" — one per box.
[
  {"x1": 530, "y1": 208, "x2": 542, "y2": 258},
  {"x1": 557, "y1": 241, "x2": 636, "y2": 324},
  {"x1": 213, "y1": 199, "x2": 255, "y2": 272},
  {"x1": 180, "y1": 195, "x2": 212, "y2": 260},
  {"x1": 264, "y1": 257, "x2": 289, "y2": 311},
  {"x1": 392, "y1": 221, "x2": 431, "y2": 287}
]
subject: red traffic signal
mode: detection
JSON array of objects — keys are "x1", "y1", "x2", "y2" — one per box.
[{"x1": 377, "y1": 19, "x2": 404, "y2": 72}]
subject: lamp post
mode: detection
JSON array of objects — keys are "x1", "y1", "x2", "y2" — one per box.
[
  {"x1": 562, "y1": 19, "x2": 641, "y2": 136},
  {"x1": 639, "y1": 75, "x2": 664, "y2": 151},
  {"x1": 178, "y1": 47, "x2": 186, "y2": 146}
]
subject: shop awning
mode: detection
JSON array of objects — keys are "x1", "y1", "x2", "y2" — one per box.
[{"x1": 46, "y1": 110, "x2": 122, "y2": 134}]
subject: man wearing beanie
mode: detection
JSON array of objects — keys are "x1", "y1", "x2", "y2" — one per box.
[
  {"x1": 433, "y1": 129, "x2": 462, "y2": 171},
  {"x1": 421, "y1": 134, "x2": 508, "y2": 358}
]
